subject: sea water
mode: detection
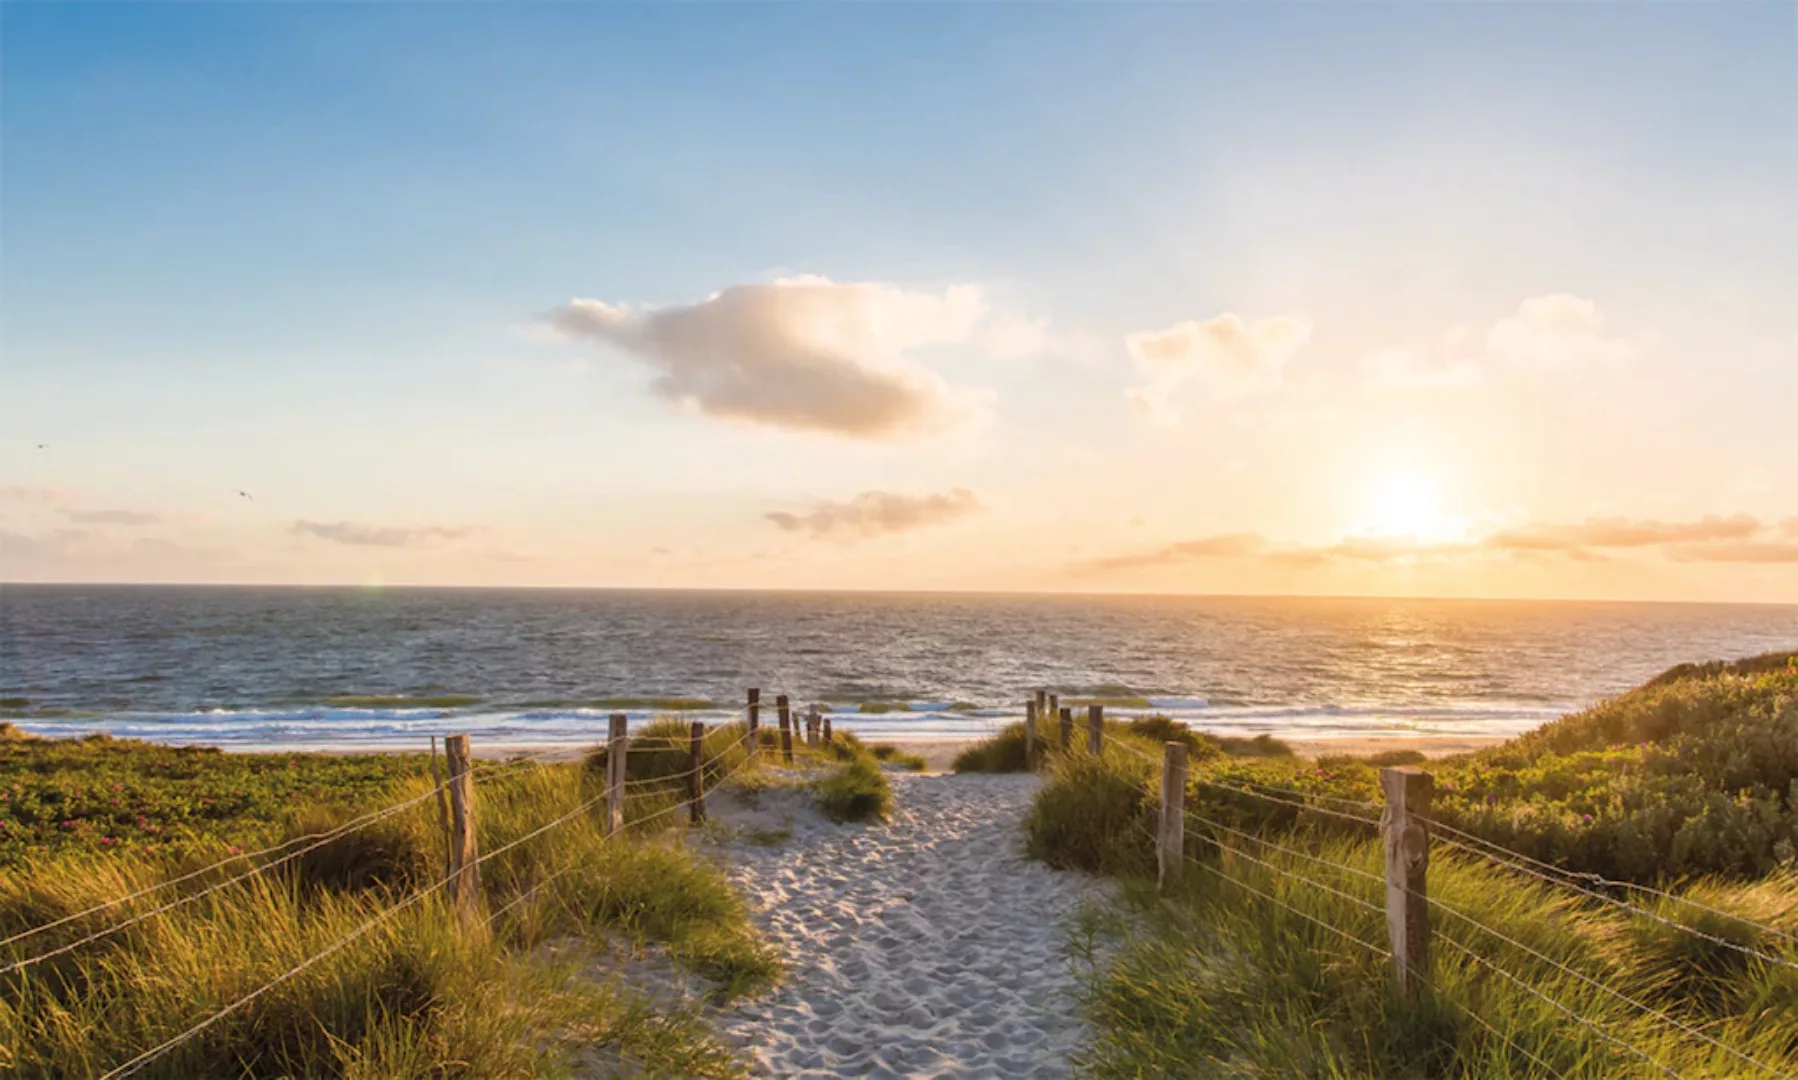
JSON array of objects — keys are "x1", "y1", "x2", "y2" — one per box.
[{"x1": 2, "y1": 585, "x2": 1794, "y2": 750}]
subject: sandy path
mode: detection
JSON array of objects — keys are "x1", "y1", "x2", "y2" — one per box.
[{"x1": 714, "y1": 773, "x2": 1109, "y2": 1079}]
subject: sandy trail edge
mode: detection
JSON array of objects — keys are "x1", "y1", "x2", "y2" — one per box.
[{"x1": 707, "y1": 773, "x2": 1111, "y2": 1079}]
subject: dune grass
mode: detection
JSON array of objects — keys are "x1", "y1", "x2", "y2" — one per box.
[
  {"x1": 812, "y1": 753, "x2": 894, "y2": 823},
  {"x1": 1080, "y1": 839, "x2": 1798, "y2": 1078},
  {"x1": 584, "y1": 717, "x2": 754, "y2": 797},
  {"x1": 870, "y1": 744, "x2": 928, "y2": 771},
  {"x1": 954, "y1": 713, "x2": 1292, "y2": 775},
  {"x1": 1028, "y1": 653, "x2": 1798, "y2": 1078},
  {"x1": 0, "y1": 734, "x2": 779, "y2": 1078}
]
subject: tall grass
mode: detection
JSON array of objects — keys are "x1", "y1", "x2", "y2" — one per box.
[
  {"x1": 954, "y1": 714, "x2": 1292, "y2": 774},
  {"x1": 0, "y1": 741, "x2": 778, "y2": 1078},
  {"x1": 1080, "y1": 837, "x2": 1798, "y2": 1078},
  {"x1": 1027, "y1": 655, "x2": 1798, "y2": 1078},
  {"x1": 812, "y1": 750, "x2": 893, "y2": 823}
]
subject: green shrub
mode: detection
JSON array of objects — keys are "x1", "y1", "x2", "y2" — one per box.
[
  {"x1": 1645, "y1": 649, "x2": 1798, "y2": 689},
  {"x1": 1161, "y1": 663, "x2": 1798, "y2": 884},
  {"x1": 812, "y1": 756, "x2": 892, "y2": 823},
  {"x1": 1023, "y1": 751, "x2": 1156, "y2": 876}
]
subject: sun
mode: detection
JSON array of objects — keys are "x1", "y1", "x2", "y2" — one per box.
[{"x1": 1365, "y1": 472, "x2": 1451, "y2": 541}]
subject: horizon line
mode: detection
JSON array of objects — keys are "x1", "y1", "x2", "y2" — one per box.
[{"x1": 4, "y1": 579, "x2": 1797, "y2": 610}]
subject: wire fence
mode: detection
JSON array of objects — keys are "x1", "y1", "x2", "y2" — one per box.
[
  {"x1": 13, "y1": 690, "x2": 1793, "y2": 1077},
  {"x1": 1, "y1": 691, "x2": 844, "y2": 1077},
  {"x1": 1065, "y1": 715, "x2": 1798, "y2": 1080}
]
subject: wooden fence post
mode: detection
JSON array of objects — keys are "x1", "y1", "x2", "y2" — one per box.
[
  {"x1": 689, "y1": 721, "x2": 707, "y2": 825},
  {"x1": 822, "y1": 715, "x2": 833, "y2": 745},
  {"x1": 1059, "y1": 706, "x2": 1073, "y2": 750},
  {"x1": 1158, "y1": 741, "x2": 1187, "y2": 892},
  {"x1": 429, "y1": 736, "x2": 453, "y2": 880},
  {"x1": 777, "y1": 695, "x2": 793, "y2": 763},
  {"x1": 1024, "y1": 700, "x2": 1038, "y2": 769},
  {"x1": 1034, "y1": 689, "x2": 1047, "y2": 727},
  {"x1": 1048, "y1": 693, "x2": 1060, "y2": 736},
  {"x1": 746, "y1": 688, "x2": 760, "y2": 757},
  {"x1": 1087, "y1": 704, "x2": 1104, "y2": 755},
  {"x1": 807, "y1": 707, "x2": 820, "y2": 748},
  {"x1": 444, "y1": 734, "x2": 480, "y2": 924},
  {"x1": 606, "y1": 713, "x2": 628, "y2": 835},
  {"x1": 1381, "y1": 767, "x2": 1432, "y2": 996}
]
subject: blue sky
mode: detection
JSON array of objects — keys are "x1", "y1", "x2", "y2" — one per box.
[{"x1": 3, "y1": 4, "x2": 1795, "y2": 599}]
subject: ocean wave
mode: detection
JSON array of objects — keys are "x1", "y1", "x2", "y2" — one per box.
[{"x1": 8, "y1": 694, "x2": 1568, "y2": 750}]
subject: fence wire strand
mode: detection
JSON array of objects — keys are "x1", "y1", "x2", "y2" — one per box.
[
  {"x1": 1094, "y1": 726, "x2": 1785, "y2": 1075},
  {"x1": 0, "y1": 749, "x2": 569, "y2": 955},
  {"x1": 99, "y1": 733, "x2": 765, "y2": 1079},
  {"x1": 1422, "y1": 817, "x2": 1798, "y2": 972},
  {"x1": 0, "y1": 751, "x2": 571, "y2": 975}
]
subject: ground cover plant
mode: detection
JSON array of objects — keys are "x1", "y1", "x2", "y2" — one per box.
[{"x1": 0, "y1": 730, "x2": 426, "y2": 867}]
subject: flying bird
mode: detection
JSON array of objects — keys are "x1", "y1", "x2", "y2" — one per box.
[
  {"x1": 237, "y1": 490, "x2": 254, "y2": 502},
  {"x1": 35, "y1": 444, "x2": 46, "y2": 450}
]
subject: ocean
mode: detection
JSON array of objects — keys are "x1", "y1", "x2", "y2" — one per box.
[{"x1": 2, "y1": 585, "x2": 1794, "y2": 751}]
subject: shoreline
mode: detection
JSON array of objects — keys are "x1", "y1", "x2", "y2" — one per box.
[{"x1": 191, "y1": 731, "x2": 1509, "y2": 769}]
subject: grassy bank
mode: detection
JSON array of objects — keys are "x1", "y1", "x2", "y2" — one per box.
[
  {"x1": 0, "y1": 729, "x2": 782, "y2": 1078},
  {"x1": 973, "y1": 651, "x2": 1798, "y2": 1077}
]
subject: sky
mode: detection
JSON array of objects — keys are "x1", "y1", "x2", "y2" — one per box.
[{"x1": 2, "y1": 3, "x2": 1795, "y2": 602}]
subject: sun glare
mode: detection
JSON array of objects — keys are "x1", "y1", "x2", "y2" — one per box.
[{"x1": 1366, "y1": 472, "x2": 1451, "y2": 541}]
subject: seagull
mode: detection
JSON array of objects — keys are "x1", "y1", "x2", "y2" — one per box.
[
  {"x1": 237, "y1": 490, "x2": 254, "y2": 502},
  {"x1": 35, "y1": 444, "x2": 46, "y2": 450}
]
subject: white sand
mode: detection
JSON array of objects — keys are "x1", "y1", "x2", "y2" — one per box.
[{"x1": 710, "y1": 773, "x2": 1111, "y2": 1079}]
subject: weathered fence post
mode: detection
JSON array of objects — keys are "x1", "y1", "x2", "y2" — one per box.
[
  {"x1": 1048, "y1": 693, "x2": 1061, "y2": 736},
  {"x1": 689, "y1": 721, "x2": 707, "y2": 825},
  {"x1": 444, "y1": 734, "x2": 480, "y2": 924},
  {"x1": 606, "y1": 713, "x2": 629, "y2": 835},
  {"x1": 1158, "y1": 741, "x2": 1187, "y2": 892},
  {"x1": 1059, "y1": 706, "x2": 1073, "y2": 750},
  {"x1": 1024, "y1": 699, "x2": 1038, "y2": 769},
  {"x1": 746, "y1": 688, "x2": 760, "y2": 757},
  {"x1": 807, "y1": 707, "x2": 820, "y2": 748},
  {"x1": 777, "y1": 694, "x2": 793, "y2": 763},
  {"x1": 1087, "y1": 704, "x2": 1104, "y2": 755},
  {"x1": 1034, "y1": 689, "x2": 1047, "y2": 726},
  {"x1": 1381, "y1": 767, "x2": 1432, "y2": 996},
  {"x1": 429, "y1": 736, "x2": 453, "y2": 880},
  {"x1": 822, "y1": 715, "x2": 833, "y2": 745}
]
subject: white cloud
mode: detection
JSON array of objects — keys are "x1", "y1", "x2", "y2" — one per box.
[
  {"x1": 551, "y1": 276, "x2": 1004, "y2": 438},
  {"x1": 1124, "y1": 312, "x2": 1313, "y2": 421},
  {"x1": 1485, "y1": 294, "x2": 1638, "y2": 368},
  {"x1": 1363, "y1": 348, "x2": 1483, "y2": 390},
  {"x1": 978, "y1": 314, "x2": 1052, "y2": 362},
  {"x1": 766, "y1": 488, "x2": 983, "y2": 539},
  {"x1": 291, "y1": 520, "x2": 473, "y2": 548},
  {"x1": 60, "y1": 508, "x2": 159, "y2": 526},
  {"x1": 0, "y1": 485, "x2": 70, "y2": 505}
]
